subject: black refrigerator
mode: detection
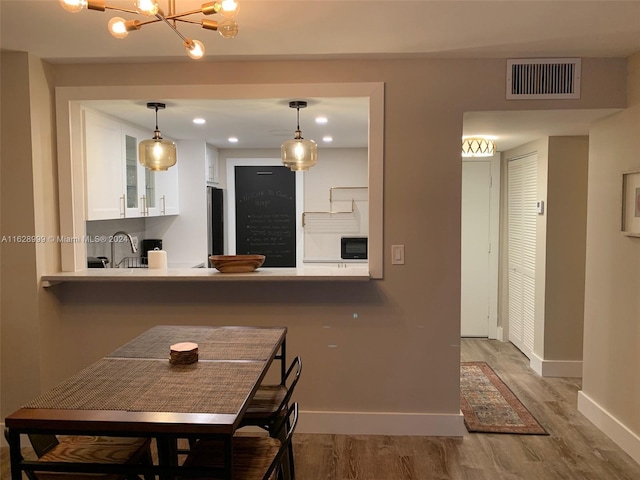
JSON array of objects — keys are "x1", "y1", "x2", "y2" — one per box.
[{"x1": 207, "y1": 187, "x2": 224, "y2": 262}]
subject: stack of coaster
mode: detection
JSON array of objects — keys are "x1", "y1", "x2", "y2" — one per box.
[{"x1": 169, "y1": 342, "x2": 199, "y2": 365}]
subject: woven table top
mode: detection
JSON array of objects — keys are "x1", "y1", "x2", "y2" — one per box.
[
  {"x1": 24, "y1": 358, "x2": 266, "y2": 414},
  {"x1": 108, "y1": 325, "x2": 286, "y2": 361}
]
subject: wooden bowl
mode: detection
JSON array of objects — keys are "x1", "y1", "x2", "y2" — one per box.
[{"x1": 209, "y1": 255, "x2": 265, "y2": 273}]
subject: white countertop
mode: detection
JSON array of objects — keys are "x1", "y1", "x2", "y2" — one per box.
[{"x1": 41, "y1": 266, "x2": 370, "y2": 287}]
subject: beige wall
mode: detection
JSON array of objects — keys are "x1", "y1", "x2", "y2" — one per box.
[
  {"x1": 544, "y1": 136, "x2": 589, "y2": 361},
  {"x1": 1, "y1": 54, "x2": 629, "y2": 436},
  {"x1": 580, "y1": 52, "x2": 640, "y2": 451}
]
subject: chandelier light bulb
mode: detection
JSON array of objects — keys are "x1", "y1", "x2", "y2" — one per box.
[
  {"x1": 135, "y1": 0, "x2": 159, "y2": 16},
  {"x1": 108, "y1": 17, "x2": 129, "y2": 38},
  {"x1": 218, "y1": 19, "x2": 239, "y2": 39},
  {"x1": 219, "y1": 0, "x2": 239, "y2": 18},
  {"x1": 59, "y1": 0, "x2": 87, "y2": 13},
  {"x1": 185, "y1": 39, "x2": 205, "y2": 60}
]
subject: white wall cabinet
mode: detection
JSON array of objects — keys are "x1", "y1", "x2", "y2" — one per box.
[
  {"x1": 206, "y1": 144, "x2": 219, "y2": 185},
  {"x1": 84, "y1": 109, "x2": 126, "y2": 220},
  {"x1": 84, "y1": 108, "x2": 178, "y2": 220},
  {"x1": 155, "y1": 165, "x2": 179, "y2": 215}
]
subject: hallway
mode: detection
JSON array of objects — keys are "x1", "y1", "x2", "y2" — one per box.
[{"x1": 291, "y1": 338, "x2": 640, "y2": 479}]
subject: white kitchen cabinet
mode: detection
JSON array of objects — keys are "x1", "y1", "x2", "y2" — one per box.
[
  {"x1": 123, "y1": 124, "x2": 160, "y2": 218},
  {"x1": 206, "y1": 144, "x2": 219, "y2": 185},
  {"x1": 155, "y1": 164, "x2": 179, "y2": 215},
  {"x1": 84, "y1": 109, "x2": 126, "y2": 220},
  {"x1": 84, "y1": 108, "x2": 178, "y2": 219}
]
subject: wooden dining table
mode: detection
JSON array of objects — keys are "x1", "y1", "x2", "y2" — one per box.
[{"x1": 5, "y1": 325, "x2": 287, "y2": 480}]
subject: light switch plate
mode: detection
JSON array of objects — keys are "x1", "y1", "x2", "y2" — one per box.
[{"x1": 392, "y1": 245, "x2": 405, "y2": 265}]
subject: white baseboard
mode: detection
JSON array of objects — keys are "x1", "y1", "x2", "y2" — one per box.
[
  {"x1": 529, "y1": 353, "x2": 583, "y2": 377},
  {"x1": 297, "y1": 410, "x2": 468, "y2": 436},
  {"x1": 496, "y1": 326, "x2": 506, "y2": 342},
  {"x1": 578, "y1": 391, "x2": 640, "y2": 465}
]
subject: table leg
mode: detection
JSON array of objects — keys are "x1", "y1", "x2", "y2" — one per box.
[
  {"x1": 6, "y1": 428, "x2": 23, "y2": 480},
  {"x1": 223, "y1": 436, "x2": 234, "y2": 480},
  {"x1": 156, "y1": 436, "x2": 178, "y2": 480},
  {"x1": 280, "y1": 338, "x2": 287, "y2": 385}
]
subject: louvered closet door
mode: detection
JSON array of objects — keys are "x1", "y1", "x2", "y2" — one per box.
[{"x1": 508, "y1": 154, "x2": 537, "y2": 358}]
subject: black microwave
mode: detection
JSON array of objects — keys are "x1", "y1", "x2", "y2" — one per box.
[{"x1": 341, "y1": 237, "x2": 368, "y2": 259}]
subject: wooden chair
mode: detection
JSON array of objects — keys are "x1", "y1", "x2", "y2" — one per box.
[
  {"x1": 24, "y1": 434, "x2": 153, "y2": 480},
  {"x1": 182, "y1": 402, "x2": 299, "y2": 480},
  {"x1": 240, "y1": 356, "x2": 301, "y2": 480}
]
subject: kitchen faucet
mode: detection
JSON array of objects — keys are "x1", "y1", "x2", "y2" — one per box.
[{"x1": 110, "y1": 231, "x2": 138, "y2": 268}]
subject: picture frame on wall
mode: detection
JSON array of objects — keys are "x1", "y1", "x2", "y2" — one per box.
[{"x1": 621, "y1": 171, "x2": 640, "y2": 236}]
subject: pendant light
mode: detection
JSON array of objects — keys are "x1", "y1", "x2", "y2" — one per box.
[
  {"x1": 281, "y1": 101, "x2": 318, "y2": 171},
  {"x1": 138, "y1": 102, "x2": 177, "y2": 171}
]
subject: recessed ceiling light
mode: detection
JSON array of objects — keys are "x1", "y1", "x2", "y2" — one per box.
[
  {"x1": 193, "y1": 118, "x2": 206, "y2": 125},
  {"x1": 315, "y1": 116, "x2": 328, "y2": 125},
  {"x1": 322, "y1": 136, "x2": 333, "y2": 143},
  {"x1": 228, "y1": 137, "x2": 239, "y2": 143}
]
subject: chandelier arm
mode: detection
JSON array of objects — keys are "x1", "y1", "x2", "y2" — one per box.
[
  {"x1": 169, "y1": 18, "x2": 201, "y2": 26},
  {"x1": 104, "y1": 5, "x2": 139, "y2": 15},
  {"x1": 135, "y1": 17, "x2": 163, "y2": 27},
  {"x1": 165, "y1": 9, "x2": 203, "y2": 20},
  {"x1": 156, "y1": 13, "x2": 190, "y2": 44}
]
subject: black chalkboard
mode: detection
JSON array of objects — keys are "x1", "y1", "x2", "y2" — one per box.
[{"x1": 235, "y1": 166, "x2": 296, "y2": 267}]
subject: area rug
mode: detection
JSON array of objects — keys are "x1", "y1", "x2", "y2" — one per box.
[{"x1": 460, "y1": 361, "x2": 547, "y2": 435}]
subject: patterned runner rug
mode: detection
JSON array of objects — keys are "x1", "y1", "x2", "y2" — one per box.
[{"x1": 461, "y1": 361, "x2": 548, "y2": 435}]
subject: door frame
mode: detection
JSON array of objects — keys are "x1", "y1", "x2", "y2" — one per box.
[{"x1": 461, "y1": 154, "x2": 501, "y2": 339}]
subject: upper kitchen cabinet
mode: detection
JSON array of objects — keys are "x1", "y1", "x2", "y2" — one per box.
[
  {"x1": 155, "y1": 163, "x2": 179, "y2": 215},
  {"x1": 206, "y1": 144, "x2": 219, "y2": 185},
  {"x1": 84, "y1": 108, "x2": 126, "y2": 220},
  {"x1": 84, "y1": 107, "x2": 178, "y2": 220}
]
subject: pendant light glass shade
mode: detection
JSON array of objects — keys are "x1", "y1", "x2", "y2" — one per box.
[
  {"x1": 281, "y1": 101, "x2": 318, "y2": 171},
  {"x1": 282, "y1": 135, "x2": 318, "y2": 171},
  {"x1": 139, "y1": 103, "x2": 177, "y2": 171}
]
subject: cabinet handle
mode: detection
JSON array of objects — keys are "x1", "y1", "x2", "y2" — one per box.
[
  {"x1": 141, "y1": 195, "x2": 147, "y2": 216},
  {"x1": 120, "y1": 195, "x2": 125, "y2": 217},
  {"x1": 161, "y1": 195, "x2": 166, "y2": 215}
]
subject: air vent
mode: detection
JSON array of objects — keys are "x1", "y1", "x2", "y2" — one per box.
[{"x1": 507, "y1": 58, "x2": 581, "y2": 100}]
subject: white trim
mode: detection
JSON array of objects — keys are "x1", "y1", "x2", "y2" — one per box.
[
  {"x1": 297, "y1": 410, "x2": 467, "y2": 436},
  {"x1": 529, "y1": 352, "x2": 583, "y2": 377},
  {"x1": 578, "y1": 391, "x2": 640, "y2": 466},
  {"x1": 55, "y1": 82, "x2": 385, "y2": 278},
  {"x1": 488, "y1": 154, "x2": 501, "y2": 339},
  {"x1": 496, "y1": 326, "x2": 506, "y2": 342}
]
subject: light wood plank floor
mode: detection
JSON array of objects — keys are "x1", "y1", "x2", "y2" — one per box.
[{"x1": 3, "y1": 339, "x2": 640, "y2": 479}]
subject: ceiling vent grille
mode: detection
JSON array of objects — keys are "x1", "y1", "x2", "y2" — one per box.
[{"x1": 507, "y1": 58, "x2": 581, "y2": 100}]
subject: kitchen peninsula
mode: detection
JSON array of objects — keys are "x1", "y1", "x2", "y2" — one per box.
[{"x1": 41, "y1": 265, "x2": 370, "y2": 287}]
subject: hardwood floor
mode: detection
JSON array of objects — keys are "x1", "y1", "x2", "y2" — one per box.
[{"x1": 3, "y1": 339, "x2": 640, "y2": 479}]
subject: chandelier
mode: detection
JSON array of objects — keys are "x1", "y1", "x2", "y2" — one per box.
[{"x1": 58, "y1": 0, "x2": 240, "y2": 60}]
